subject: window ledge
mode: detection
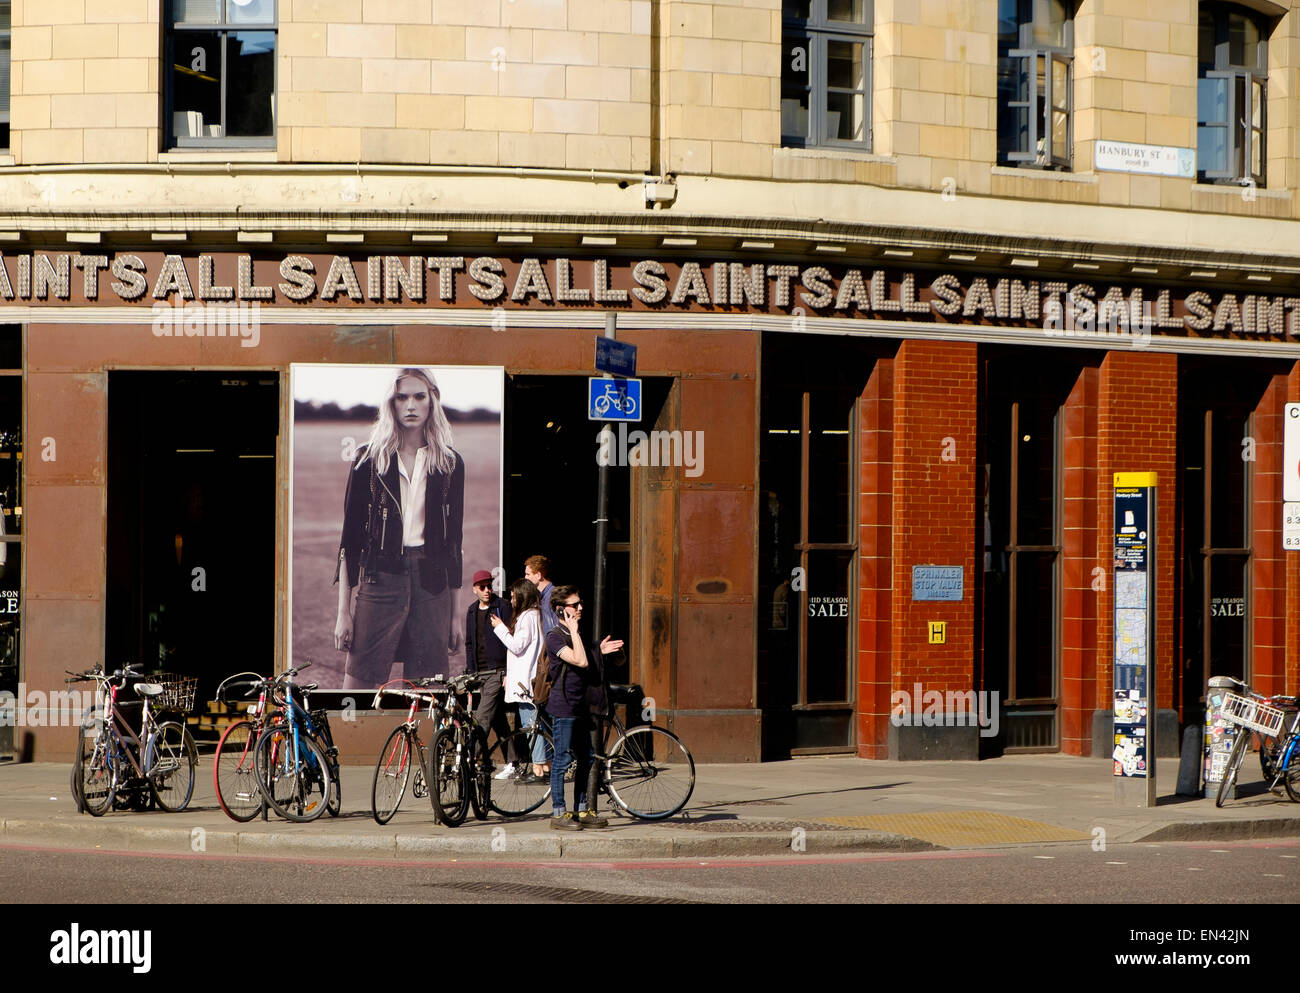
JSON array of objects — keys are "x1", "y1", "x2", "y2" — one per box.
[
  {"x1": 991, "y1": 165, "x2": 1098, "y2": 184},
  {"x1": 158, "y1": 150, "x2": 278, "y2": 164},
  {"x1": 1194, "y1": 182, "x2": 1290, "y2": 201},
  {"x1": 775, "y1": 146, "x2": 894, "y2": 165},
  {"x1": 0, "y1": 155, "x2": 15, "y2": 167}
]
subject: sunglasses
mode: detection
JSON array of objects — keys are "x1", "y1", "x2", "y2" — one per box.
[
  {"x1": 564, "y1": 600, "x2": 583, "y2": 610},
  {"x1": 474, "y1": 582, "x2": 492, "y2": 590}
]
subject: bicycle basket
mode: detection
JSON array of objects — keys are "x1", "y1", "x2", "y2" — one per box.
[
  {"x1": 1219, "y1": 693, "x2": 1286, "y2": 737},
  {"x1": 151, "y1": 673, "x2": 199, "y2": 713}
]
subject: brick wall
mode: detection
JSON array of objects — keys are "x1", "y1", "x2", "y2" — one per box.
[
  {"x1": 1094, "y1": 351, "x2": 1177, "y2": 710},
  {"x1": 857, "y1": 356, "x2": 892, "y2": 758},
  {"x1": 1251, "y1": 373, "x2": 1290, "y2": 697},
  {"x1": 890, "y1": 340, "x2": 977, "y2": 708},
  {"x1": 1061, "y1": 364, "x2": 1098, "y2": 755}
]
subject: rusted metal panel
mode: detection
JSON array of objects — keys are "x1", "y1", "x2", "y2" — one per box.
[
  {"x1": 676, "y1": 601, "x2": 756, "y2": 709},
  {"x1": 678, "y1": 489, "x2": 756, "y2": 600},
  {"x1": 679, "y1": 377, "x2": 754, "y2": 485}
]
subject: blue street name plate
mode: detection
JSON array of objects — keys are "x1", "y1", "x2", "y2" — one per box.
[
  {"x1": 595, "y1": 337, "x2": 638, "y2": 377},
  {"x1": 588, "y1": 377, "x2": 642, "y2": 421},
  {"x1": 912, "y1": 565, "x2": 963, "y2": 601}
]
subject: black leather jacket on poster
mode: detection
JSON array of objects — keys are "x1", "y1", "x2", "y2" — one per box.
[{"x1": 333, "y1": 444, "x2": 465, "y2": 595}]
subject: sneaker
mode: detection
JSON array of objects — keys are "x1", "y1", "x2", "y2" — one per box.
[
  {"x1": 550, "y1": 812, "x2": 583, "y2": 831},
  {"x1": 577, "y1": 810, "x2": 608, "y2": 829},
  {"x1": 494, "y1": 763, "x2": 518, "y2": 781}
]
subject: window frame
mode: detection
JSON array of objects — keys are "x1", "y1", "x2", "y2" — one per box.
[
  {"x1": 165, "y1": 0, "x2": 278, "y2": 150},
  {"x1": 999, "y1": 0, "x2": 1074, "y2": 170},
  {"x1": 1197, "y1": 2, "x2": 1268, "y2": 187},
  {"x1": 0, "y1": 1, "x2": 11, "y2": 152},
  {"x1": 781, "y1": 1, "x2": 873, "y2": 152}
]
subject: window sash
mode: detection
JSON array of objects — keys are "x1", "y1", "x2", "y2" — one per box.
[
  {"x1": 1006, "y1": 49, "x2": 1071, "y2": 168},
  {"x1": 1198, "y1": 67, "x2": 1263, "y2": 183},
  {"x1": 780, "y1": 30, "x2": 871, "y2": 150}
]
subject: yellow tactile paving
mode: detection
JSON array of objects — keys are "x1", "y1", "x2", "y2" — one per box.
[{"x1": 820, "y1": 811, "x2": 1092, "y2": 848}]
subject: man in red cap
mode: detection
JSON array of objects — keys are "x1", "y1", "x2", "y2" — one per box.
[{"x1": 465, "y1": 569, "x2": 513, "y2": 771}]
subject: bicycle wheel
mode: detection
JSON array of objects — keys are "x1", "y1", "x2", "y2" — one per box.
[
  {"x1": 469, "y1": 727, "x2": 490, "y2": 821},
  {"x1": 1281, "y1": 739, "x2": 1300, "y2": 803},
  {"x1": 214, "y1": 720, "x2": 265, "y2": 822},
  {"x1": 326, "y1": 755, "x2": 342, "y2": 817},
  {"x1": 488, "y1": 724, "x2": 553, "y2": 818},
  {"x1": 256, "y1": 727, "x2": 332, "y2": 822},
  {"x1": 79, "y1": 729, "x2": 118, "y2": 817},
  {"x1": 147, "y1": 721, "x2": 197, "y2": 813},
  {"x1": 371, "y1": 727, "x2": 414, "y2": 825},
  {"x1": 429, "y1": 726, "x2": 468, "y2": 827},
  {"x1": 1215, "y1": 729, "x2": 1250, "y2": 808},
  {"x1": 604, "y1": 725, "x2": 695, "y2": 820}
]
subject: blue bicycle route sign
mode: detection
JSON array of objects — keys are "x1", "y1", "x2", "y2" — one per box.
[{"x1": 588, "y1": 377, "x2": 642, "y2": 421}]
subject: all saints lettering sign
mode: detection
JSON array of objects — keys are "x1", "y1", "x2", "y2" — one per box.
[{"x1": 0, "y1": 251, "x2": 1297, "y2": 341}]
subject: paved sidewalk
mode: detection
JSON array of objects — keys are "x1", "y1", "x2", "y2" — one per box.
[{"x1": 1, "y1": 753, "x2": 1297, "y2": 859}]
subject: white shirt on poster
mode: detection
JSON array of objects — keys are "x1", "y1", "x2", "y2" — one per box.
[{"x1": 396, "y1": 446, "x2": 428, "y2": 547}]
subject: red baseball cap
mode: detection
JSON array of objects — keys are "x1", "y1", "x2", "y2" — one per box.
[{"x1": 471, "y1": 569, "x2": 494, "y2": 587}]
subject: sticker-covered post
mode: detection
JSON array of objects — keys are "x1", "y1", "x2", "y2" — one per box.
[{"x1": 1113, "y1": 472, "x2": 1157, "y2": 807}]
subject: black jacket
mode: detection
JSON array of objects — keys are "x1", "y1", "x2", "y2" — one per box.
[
  {"x1": 465, "y1": 595, "x2": 512, "y2": 672},
  {"x1": 333, "y1": 444, "x2": 465, "y2": 594}
]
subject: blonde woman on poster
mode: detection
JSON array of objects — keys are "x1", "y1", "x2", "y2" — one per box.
[{"x1": 333, "y1": 367, "x2": 465, "y2": 689}]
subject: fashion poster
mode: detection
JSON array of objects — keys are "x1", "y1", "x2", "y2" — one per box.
[{"x1": 290, "y1": 364, "x2": 504, "y2": 690}]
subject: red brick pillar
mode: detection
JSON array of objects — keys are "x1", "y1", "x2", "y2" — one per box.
[
  {"x1": 857, "y1": 358, "x2": 893, "y2": 758},
  {"x1": 889, "y1": 340, "x2": 978, "y2": 759},
  {"x1": 1093, "y1": 351, "x2": 1177, "y2": 755},
  {"x1": 1061, "y1": 366, "x2": 1099, "y2": 755},
  {"x1": 1287, "y1": 363, "x2": 1300, "y2": 697},
  {"x1": 1251, "y1": 374, "x2": 1289, "y2": 697}
]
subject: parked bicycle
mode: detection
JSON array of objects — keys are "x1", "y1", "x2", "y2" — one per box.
[
  {"x1": 212, "y1": 671, "x2": 275, "y2": 823},
  {"x1": 428, "y1": 673, "x2": 489, "y2": 827},
  {"x1": 1214, "y1": 678, "x2": 1295, "y2": 807},
  {"x1": 253, "y1": 663, "x2": 334, "y2": 822},
  {"x1": 67, "y1": 665, "x2": 198, "y2": 816},
  {"x1": 590, "y1": 688, "x2": 695, "y2": 820},
  {"x1": 482, "y1": 682, "x2": 555, "y2": 819},
  {"x1": 369, "y1": 678, "x2": 445, "y2": 825}
]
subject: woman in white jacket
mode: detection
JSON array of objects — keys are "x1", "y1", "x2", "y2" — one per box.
[{"x1": 489, "y1": 578, "x2": 550, "y2": 780}]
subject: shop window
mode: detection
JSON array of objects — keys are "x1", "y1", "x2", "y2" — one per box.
[
  {"x1": 0, "y1": 327, "x2": 20, "y2": 754},
  {"x1": 1197, "y1": 3, "x2": 1269, "y2": 187},
  {"x1": 997, "y1": 0, "x2": 1073, "y2": 169},
  {"x1": 781, "y1": 1, "x2": 872, "y2": 150},
  {"x1": 166, "y1": 0, "x2": 276, "y2": 149},
  {"x1": 0, "y1": 2, "x2": 10, "y2": 151}
]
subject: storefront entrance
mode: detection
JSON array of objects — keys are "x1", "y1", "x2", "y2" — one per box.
[{"x1": 105, "y1": 371, "x2": 279, "y2": 705}]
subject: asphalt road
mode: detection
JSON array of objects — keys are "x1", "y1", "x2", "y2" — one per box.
[{"x1": 4, "y1": 837, "x2": 1296, "y2": 904}]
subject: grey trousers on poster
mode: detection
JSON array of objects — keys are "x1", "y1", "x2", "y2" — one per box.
[
  {"x1": 472, "y1": 669, "x2": 519, "y2": 765},
  {"x1": 344, "y1": 552, "x2": 450, "y2": 687}
]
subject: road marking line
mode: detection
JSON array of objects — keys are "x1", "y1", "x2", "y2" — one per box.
[
  {"x1": 1105, "y1": 861, "x2": 1127, "y2": 865},
  {"x1": 1033, "y1": 855, "x2": 1054, "y2": 860}
]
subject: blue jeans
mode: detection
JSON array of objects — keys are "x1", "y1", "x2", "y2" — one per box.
[
  {"x1": 518, "y1": 703, "x2": 551, "y2": 765},
  {"x1": 550, "y1": 716, "x2": 591, "y2": 816}
]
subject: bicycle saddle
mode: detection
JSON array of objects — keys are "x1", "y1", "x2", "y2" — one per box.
[{"x1": 134, "y1": 683, "x2": 164, "y2": 697}]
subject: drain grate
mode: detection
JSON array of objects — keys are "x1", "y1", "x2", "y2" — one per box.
[{"x1": 434, "y1": 881, "x2": 700, "y2": 904}]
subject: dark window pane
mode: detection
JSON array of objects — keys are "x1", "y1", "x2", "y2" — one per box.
[
  {"x1": 785, "y1": 0, "x2": 810, "y2": 19},
  {"x1": 1014, "y1": 552, "x2": 1055, "y2": 698},
  {"x1": 0, "y1": 377, "x2": 20, "y2": 536},
  {"x1": 1210, "y1": 411, "x2": 1248, "y2": 548},
  {"x1": 226, "y1": 31, "x2": 275, "y2": 137},
  {"x1": 1015, "y1": 402, "x2": 1057, "y2": 546},
  {"x1": 998, "y1": 56, "x2": 1028, "y2": 158},
  {"x1": 825, "y1": 90, "x2": 865, "y2": 141},
  {"x1": 827, "y1": 0, "x2": 867, "y2": 25},
  {"x1": 998, "y1": 0, "x2": 1019, "y2": 52},
  {"x1": 1228, "y1": 11, "x2": 1260, "y2": 68},
  {"x1": 805, "y1": 549, "x2": 853, "y2": 704},
  {"x1": 0, "y1": 541, "x2": 20, "y2": 699},
  {"x1": 173, "y1": 30, "x2": 222, "y2": 137},
  {"x1": 1198, "y1": 7, "x2": 1214, "y2": 67},
  {"x1": 827, "y1": 40, "x2": 864, "y2": 89},
  {"x1": 781, "y1": 32, "x2": 811, "y2": 140},
  {"x1": 1207, "y1": 555, "x2": 1248, "y2": 681},
  {"x1": 808, "y1": 392, "x2": 853, "y2": 543}
]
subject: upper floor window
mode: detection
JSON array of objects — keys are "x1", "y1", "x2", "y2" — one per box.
[
  {"x1": 167, "y1": 0, "x2": 276, "y2": 149},
  {"x1": 1197, "y1": 3, "x2": 1268, "y2": 186},
  {"x1": 997, "y1": 0, "x2": 1073, "y2": 169},
  {"x1": 781, "y1": 1, "x2": 872, "y2": 151},
  {"x1": 0, "y1": 2, "x2": 11, "y2": 151}
]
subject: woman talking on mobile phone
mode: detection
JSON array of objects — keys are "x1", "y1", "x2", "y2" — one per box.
[{"x1": 333, "y1": 367, "x2": 465, "y2": 690}]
